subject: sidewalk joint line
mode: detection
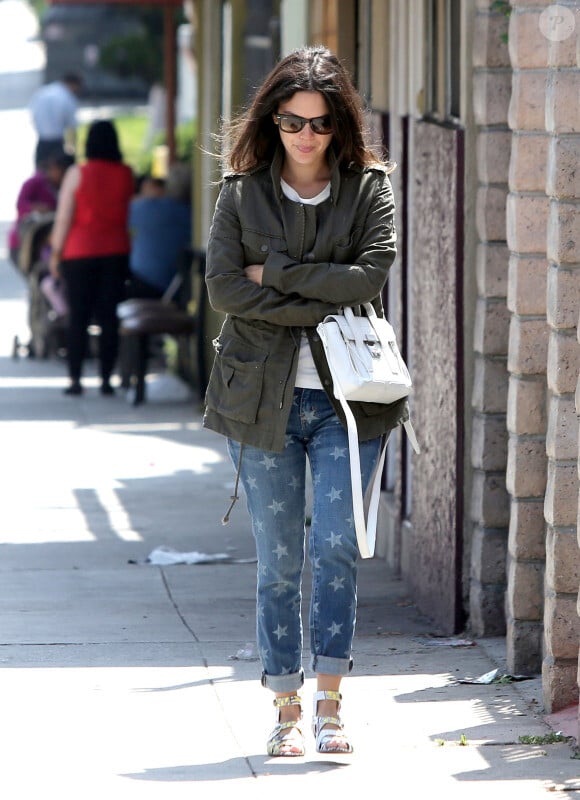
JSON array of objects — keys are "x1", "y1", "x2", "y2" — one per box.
[
  {"x1": 159, "y1": 567, "x2": 201, "y2": 644},
  {"x1": 158, "y1": 570, "x2": 258, "y2": 778}
]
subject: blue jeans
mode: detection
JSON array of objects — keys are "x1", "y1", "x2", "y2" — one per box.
[{"x1": 228, "y1": 388, "x2": 382, "y2": 693}]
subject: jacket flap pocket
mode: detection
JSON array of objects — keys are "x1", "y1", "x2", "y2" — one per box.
[
  {"x1": 223, "y1": 364, "x2": 235, "y2": 385},
  {"x1": 206, "y1": 353, "x2": 266, "y2": 425}
]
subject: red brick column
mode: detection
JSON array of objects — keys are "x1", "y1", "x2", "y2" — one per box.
[
  {"x1": 542, "y1": 4, "x2": 580, "y2": 713},
  {"x1": 505, "y1": 2, "x2": 551, "y2": 674},
  {"x1": 469, "y1": 0, "x2": 512, "y2": 635}
]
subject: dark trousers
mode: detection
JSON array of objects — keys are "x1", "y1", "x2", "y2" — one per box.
[
  {"x1": 35, "y1": 138, "x2": 65, "y2": 168},
  {"x1": 127, "y1": 273, "x2": 164, "y2": 300},
  {"x1": 61, "y1": 255, "x2": 128, "y2": 384}
]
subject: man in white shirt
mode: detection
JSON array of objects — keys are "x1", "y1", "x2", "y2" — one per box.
[{"x1": 30, "y1": 73, "x2": 82, "y2": 167}]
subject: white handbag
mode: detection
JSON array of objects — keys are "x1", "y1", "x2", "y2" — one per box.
[{"x1": 317, "y1": 302, "x2": 420, "y2": 559}]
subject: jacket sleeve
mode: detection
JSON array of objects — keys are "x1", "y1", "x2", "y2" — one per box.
[
  {"x1": 262, "y1": 171, "x2": 396, "y2": 306},
  {"x1": 206, "y1": 179, "x2": 339, "y2": 327}
]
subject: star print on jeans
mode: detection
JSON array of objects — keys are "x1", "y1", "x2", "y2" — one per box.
[
  {"x1": 326, "y1": 532, "x2": 342, "y2": 548},
  {"x1": 329, "y1": 575, "x2": 346, "y2": 592},
  {"x1": 328, "y1": 621, "x2": 343, "y2": 637},
  {"x1": 273, "y1": 543, "x2": 289, "y2": 559},
  {"x1": 268, "y1": 499, "x2": 286, "y2": 516},
  {"x1": 301, "y1": 408, "x2": 318, "y2": 424},
  {"x1": 326, "y1": 487, "x2": 343, "y2": 502},
  {"x1": 273, "y1": 624, "x2": 288, "y2": 640},
  {"x1": 260, "y1": 455, "x2": 278, "y2": 470},
  {"x1": 331, "y1": 446, "x2": 347, "y2": 460},
  {"x1": 246, "y1": 475, "x2": 258, "y2": 490}
]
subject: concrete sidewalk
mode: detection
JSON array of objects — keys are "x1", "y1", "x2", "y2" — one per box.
[{"x1": 0, "y1": 255, "x2": 579, "y2": 800}]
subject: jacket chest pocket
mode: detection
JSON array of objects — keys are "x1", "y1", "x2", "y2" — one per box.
[
  {"x1": 241, "y1": 230, "x2": 287, "y2": 265},
  {"x1": 331, "y1": 227, "x2": 360, "y2": 263},
  {"x1": 205, "y1": 338, "x2": 268, "y2": 425}
]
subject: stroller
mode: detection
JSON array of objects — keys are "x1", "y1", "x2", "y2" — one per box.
[{"x1": 12, "y1": 212, "x2": 68, "y2": 360}]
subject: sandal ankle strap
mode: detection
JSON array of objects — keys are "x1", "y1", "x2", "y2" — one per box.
[
  {"x1": 313, "y1": 690, "x2": 342, "y2": 702},
  {"x1": 313, "y1": 689, "x2": 342, "y2": 705},
  {"x1": 273, "y1": 694, "x2": 301, "y2": 708}
]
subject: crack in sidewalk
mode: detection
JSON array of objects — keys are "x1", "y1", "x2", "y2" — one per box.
[{"x1": 158, "y1": 566, "x2": 259, "y2": 778}]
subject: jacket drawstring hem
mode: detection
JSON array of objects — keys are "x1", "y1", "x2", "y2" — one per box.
[{"x1": 222, "y1": 443, "x2": 244, "y2": 525}]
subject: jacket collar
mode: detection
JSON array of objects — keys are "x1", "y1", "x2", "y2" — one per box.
[{"x1": 269, "y1": 145, "x2": 341, "y2": 206}]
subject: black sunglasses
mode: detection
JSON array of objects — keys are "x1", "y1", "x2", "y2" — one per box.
[{"x1": 274, "y1": 113, "x2": 333, "y2": 135}]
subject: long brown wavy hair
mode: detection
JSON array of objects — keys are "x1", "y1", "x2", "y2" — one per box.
[{"x1": 223, "y1": 46, "x2": 389, "y2": 173}]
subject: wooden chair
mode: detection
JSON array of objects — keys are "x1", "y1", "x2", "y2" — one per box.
[{"x1": 118, "y1": 249, "x2": 207, "y2": 406}]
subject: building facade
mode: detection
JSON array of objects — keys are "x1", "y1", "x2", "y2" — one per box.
[{"x1": 189, "y1": 0, "x2": 580, "y2": 733}]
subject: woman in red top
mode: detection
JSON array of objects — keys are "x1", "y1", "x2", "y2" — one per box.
[{"x1": 50, "y1": 120, "x2": 134, "y2": 395}]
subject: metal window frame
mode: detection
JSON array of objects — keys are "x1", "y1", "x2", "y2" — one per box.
[{"x1": 424, "y1": 0, "x2": 460, "y2": 123}]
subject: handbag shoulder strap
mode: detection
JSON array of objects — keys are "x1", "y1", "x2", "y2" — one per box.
[
  {"x1": 362, "y1": 302, "x2": 378, "y2": 320},
  {"x1": 326, "y1": 359, "x2": 419, "y2": 559}
]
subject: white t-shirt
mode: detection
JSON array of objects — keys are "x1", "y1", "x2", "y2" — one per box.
[
  {"x1": 30, "y1": 81, "x2": 78, "y2": 139},
  {"x1": 280, "y1": 178, "x2": 331, "y2": 390}
]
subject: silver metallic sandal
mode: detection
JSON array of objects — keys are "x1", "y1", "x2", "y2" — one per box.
[
  {"x1": 266, "y1": 694, "x2": 305, "y2": 757},
  {"x1": 312, "y1": 690, "x2": 353, "y2": 754}
]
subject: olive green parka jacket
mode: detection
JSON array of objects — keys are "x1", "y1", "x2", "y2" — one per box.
[{"x1": 203, "y1": 148, "x2": 408, "y2": 453}]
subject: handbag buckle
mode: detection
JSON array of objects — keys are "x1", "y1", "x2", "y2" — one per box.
[{"x1": 365, "y1": 339, "x2": 381, "y2": 359}]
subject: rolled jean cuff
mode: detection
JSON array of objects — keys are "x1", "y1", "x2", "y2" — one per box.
[
  {"x1": 261, "y1": 669, "x2": 304, "y2": 693},
  {"x1": 310, "y1": 655, "x2": 353, "y2": 676}
]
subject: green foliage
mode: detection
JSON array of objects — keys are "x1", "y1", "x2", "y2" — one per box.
[
  {"x1": 100, "y1": 32, "x2": 163, "y2": 85},
  {"x1": 490, "y1": 1, "x2": 511, "y2": 44},
  {"x1": 434, "y1": 734, "x2": 469, "y2": 747},
  {"x1": 97, "y1": 8, "x2": 185, "y2": 87},
  {"x1": 26, "y1": 0, "x2": 47, "y2": 20},
  {"x1": 136, "y1": 119, "x2": 196, "y2": 176},
  {"x1": 519, "y1": 733, "x2": 569, "y2": 745},
  {"x1": 491, "y1": 0, "x2": 511, "y2": 15},
  {"x1": 77, "y1": 115, "x2": 149, "y2": 174},
  {"x1": 77, "y1": 115, "x2": 196, "y2": 178}
]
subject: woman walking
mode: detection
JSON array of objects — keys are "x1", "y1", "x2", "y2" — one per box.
[
  {"x1": 49, "y1": 120, "x2": 134, "y2": 395},
  {"x1": 204, "y1": 46, "x2": 408, "y2": 756}
]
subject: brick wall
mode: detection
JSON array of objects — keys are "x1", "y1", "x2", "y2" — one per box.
[
  {"x1": 504, "y1": 2, "x2": 551, "y2": 675},
  {"x1": 504, "y1": 0, "x2": 580, "y2": 711},
  {"x1": 469, "y1": 1, "x2": 511, "y2": 635},
  {"x1": 542, "y1": 1, "x2": 580, "y2": 713}
]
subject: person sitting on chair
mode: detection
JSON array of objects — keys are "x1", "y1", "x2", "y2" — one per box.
[
  {"x1": 128, "y1": 162, "x2": 192, "y2": 300},
  {"x1": 8, "y1": 150, "x2": 74, "y2": 268}
]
